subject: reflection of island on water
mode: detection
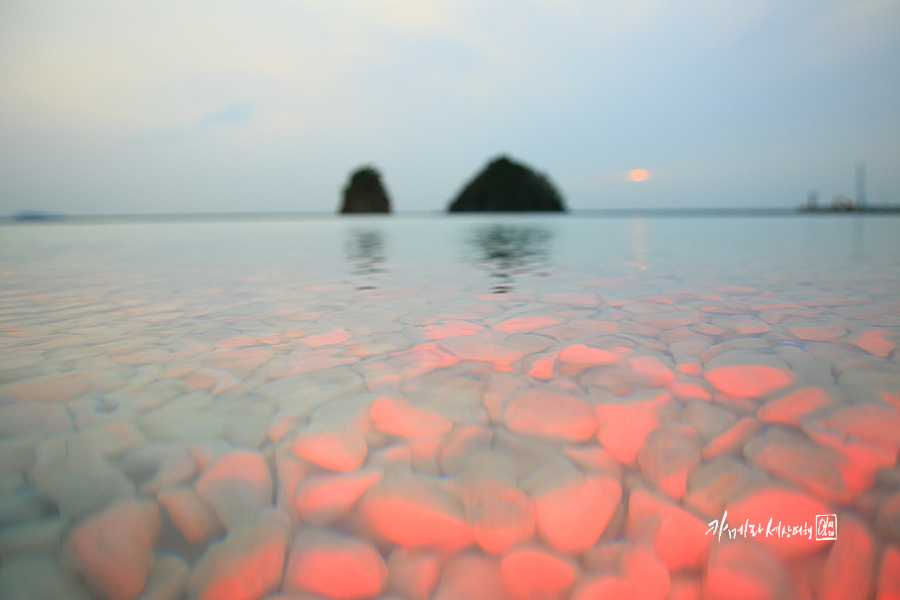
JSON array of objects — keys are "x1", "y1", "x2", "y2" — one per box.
[
  {"x1": 466, "y1": 224, "x2": 552, "y2": 293},
  {"x1": 345, "y1": 228, "x2": 386, "y2": 290}
]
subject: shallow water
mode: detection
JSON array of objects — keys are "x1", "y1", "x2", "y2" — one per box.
[{"x1": 1, "y1": 214, "x2": 899, "y2": 600}]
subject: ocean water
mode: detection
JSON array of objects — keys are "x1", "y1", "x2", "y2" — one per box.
[{"x1": 1, "y1": 213, "x2": 899, "y2": 600}]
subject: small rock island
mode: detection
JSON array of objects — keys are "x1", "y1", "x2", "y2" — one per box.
[
  {"x1": 340, "y1": 167, "x2": 391, "y2": 214},
  {"x1": 448, "y1": 156, "x2": 566, "y2": 212}
]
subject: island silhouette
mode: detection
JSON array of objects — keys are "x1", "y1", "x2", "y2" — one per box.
[
  {"x1": 340, "y1": 167, "x2": 391, "y2": 213},
  {"x1": 448, "y1": 156, "x2": 566, "y2": 212}
]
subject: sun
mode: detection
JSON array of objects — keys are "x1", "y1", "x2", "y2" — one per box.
[{"x1": 629, "y1": 169, "x2": 648, "y2": 182}]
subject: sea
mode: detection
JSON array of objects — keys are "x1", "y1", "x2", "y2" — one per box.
[{"x1": 1, "y1": 212, "x2": 899, "y2": 599}]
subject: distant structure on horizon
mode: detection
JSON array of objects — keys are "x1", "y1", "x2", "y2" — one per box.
[
  {"x1": 800, "y1": 162, "x2": 899, "y2": 213},
  {"x1": 448, "y1": 156, "x2": 566, "y2": 212},
  {"x1": 340, "y1": 167, "x2": 391, "y2": 214}
]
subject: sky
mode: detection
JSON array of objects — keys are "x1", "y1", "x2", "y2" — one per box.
[{"x1": 1, "y1": 0, "x2": 898, "y2": 215}]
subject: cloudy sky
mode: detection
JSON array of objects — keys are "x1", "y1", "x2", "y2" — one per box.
[{"x1": 1, "y1": 0, "x2": 898, "y2": 215}]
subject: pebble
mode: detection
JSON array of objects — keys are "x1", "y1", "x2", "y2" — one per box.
[
  {"x1": 0, "y1": 554, "x2": 93, "y2": 600},
  {"x1": 157, "y1": 486, "x2": 223, "y2": 545},
  {"x1": 756, "y1": 386, "x2": 833, "y2": 425},
  {"x1": 744, "y1": 427, "x2": 851, "y2": 504},
  {"x1": 704, "y1": 365, "x2": 795, "y2": 398},
  {"x1": 194, "y1": 450, "x2": 273, "y2": 530},
  {"x1": 432, "y1": 550, "x2": 511, "y2": 600},
  {"x1": 294, "y1": 468, "x2": 383, "y2": 525},
  {"x1": 386, "y1": 547, "x2": 442, "y2": 600},
  {"x1": 815, "y1": 513, "x2": 876, "y2": 600},
  {"x1": 461, "y1": 474, "x2": 536, "y2": 554},
  {"x1": 503, "y1": 389, "x2": 598, "y2": 442},
  {"x1": 703, "y1": 540, "x2": 791, "y2": 600},
  {"x1": 726, "y1": 487, "x2": 833, "y2": 560},
  {"x1": 529, "y1": 471, "x2": 622, "y2": 554},
  {"x1": 358, "y1": 468, "x2": 473, "y2": 549},
  {"x1": 593, "y1": 389, "x2": 671, "y2": 465},
  {"x1": 284, "y1": 527, "x2": 388, "y2": 600},
  {"x1": 500, "y1": 543, "x2": 578, "y2": 600},
  {"x1": 188, "y1": 510, "x2": 289, "y2": 600},
  {"x1": 626, "y1": 486, "x2": 711, "y2": 571},
  {"x1": 877, "y1": 545, "x2": 900, "y2": 600},
  {"x1": 370, "y1": 395, "x2": 454, "y2": 439},
  {"x1": 638, "y1": 427, "x2": 702, "y2": 500},
  {"x1": 63, "y1": 500, "x2": 161, "y2": 600}
]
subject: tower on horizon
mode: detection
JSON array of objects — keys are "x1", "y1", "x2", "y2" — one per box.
[{"x1": 856, "y1": 163, "x2": 867, "y2": 209}]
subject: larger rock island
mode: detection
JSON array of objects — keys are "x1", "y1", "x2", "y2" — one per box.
[{"x1": 448, "y1": 156, "x2": 566, "y2": 212}]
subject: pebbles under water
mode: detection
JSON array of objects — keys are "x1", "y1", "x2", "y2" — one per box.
[{"x1": 1, "y1": 215, "x2": 899, "y2": 600}]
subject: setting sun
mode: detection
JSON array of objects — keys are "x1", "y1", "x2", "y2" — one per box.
[{"x1": 629, "y1": 169, "x2": 648, "y2": 182}]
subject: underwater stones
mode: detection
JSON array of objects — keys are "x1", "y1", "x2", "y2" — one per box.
[
  {"x1": 438, "y1": 424, "x2": 493, "y2": 477},
  {"x1": 370, "y1": 395, "x2": 454, "y2": 439},
  {"x1": 0, "y1": 554, "x2": 93, "y2": 600},
  {"x1": 626, "y1": 486, "x2": 710, "y2": 571},
  {"x1": 63, "y1": 500, "x2": 161, "y2": 600},
  {"x1": 726, "y1": 487, "x2": 833, "y2": 560},
  {"x1": 359, "y1": 468, "x2": 472, "y2": 549},
  {"x1": 194, "y1": 450, "x2": 272, "y2": 530},
  {"x1": 638, "y1": 428, "x2": 702, "y2": 500},
  {"x1": 461, "y1": 476, "x2": 536, "y2": 554},
  {"x1": 816, "y1": 513, "x2": 875, "y2": 600},
  {"x1": 744, "y1": 427, "x2": 850, "y2": 504},
  {"x1": 340, "y1": 166, "x2": 391, "y2": 213},
  {"x1": 582, "y1": 542, "x2": 670, "y2": 600},
  {"x1": 756, "y1": 386, "x2": 833, "y2": 426},
  {"x1": 702, "y1": 540, "x2": 791, "y2": 600},
  {"x1": 157, "y1": 486, "x2": 222, "y2": 545},
  {"x1": 139, "y1": 553, "x2": 189, "y2": 600},
  {"x1": 188, "y1": 511, "x2": 289, "y2": 600},
  {"x1": 500, "y1": 544, "x2": 578, "y2": 600},
  {"x1": 0, "y1": 401, "x2": 71, "y2": 437},
  {"x1": 294, "y1": 468, "x2": 383, "y2": 525},
  {"x1": 877, "y1": 545, "x2": 900, "y2": 600},
  {"x1": 851, "y1": 329, "x2": 897, "y2": 357},
  {"x1": 424, "y1": 320, "x2": 483, "y2": 341},
  {"x1": 31, "y1": 436, "x2": 136, "y2": 521},
  {"x1": 789, "y1": 324, "x2": 848, "y2": 342},
  {"x1": 529, "y1": 471, "x2": 621, "y2": 554},
  {"x1": 284, "y1": 527, "x2": 388, "y2": 600},
  {"x1": 0, "y1": 370, "x2": 124, "y2": 403},
  {"x1": 503, "y1": 389, "x2": 597, "y2": 442},
  {"x1": 704, "y1": 365, "x2": 794, "y2": 398},
  {"x1": 684, "y1": 456, "x2": 768, "y2": 520},
  {"x1": 557, "y1": 344, "x2": 623, "y2": 367},
  {"x1": 386, "y1": 547, "x2": 442, "y2": 600},
  {"x1": 448, "y1": 155, "x2": 565, "y2": 212},
  {"x1": 432, "y1": 551, "x2": 511, "y2": 600},
  {"x1": 290, "y1": 397, "x2": 370, "y2": 472},
  {"x1": 493, "y1": 316, "x2": 562, "y2": 334},
  {"x1": 593, "y1": 390, "x2": 671, "y2": 466}
]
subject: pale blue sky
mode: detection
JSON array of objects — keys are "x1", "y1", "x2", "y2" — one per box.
[{"x1": 1, "y1": 0, "x2": 898, "y2": 215}]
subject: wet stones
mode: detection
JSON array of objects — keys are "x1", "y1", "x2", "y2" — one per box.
[
  {"x1": 4, "y1": 226, "x2": 900, "y2": 600},
  {"x1": 194, "y1": 450, "x2": 273, "y2": 530},
  {"x1": 503, "y1": 389, "x2": 597, "y2": 442},
  {"x1": 500, "y1": 544, "x2": 577, "y2": 600},
  {"x1": 62, "y1": 500, "x2": 161, "y2": 600},
  {"x1": 358, "y1": 468, "x2": 473, "y2": 550},
  {"x1": 528, "y1": 470, "x2": 622, "y2": 554},
  {"x1": 188, "y1": 511, "x2": 289, "y2": 600},
  {"x1": 284, "y1": 527, "x2": 388, "y2": 599}
]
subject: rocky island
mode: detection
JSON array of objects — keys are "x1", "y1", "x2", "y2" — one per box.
[
  {"x1": 340, "y1": 167, "x2": 391, "y2": 214},
  {"x1": 448, "y1": 156, "x2": 566, "y2": 212}
]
